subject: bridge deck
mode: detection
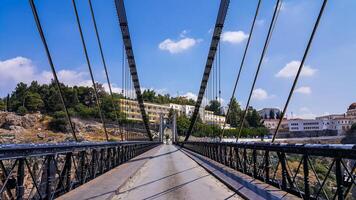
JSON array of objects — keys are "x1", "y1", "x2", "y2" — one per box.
[{"x1": 112, "y1": 144, "x2": 242, "y2": 200}]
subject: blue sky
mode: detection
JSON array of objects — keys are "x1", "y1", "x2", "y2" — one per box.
[{"x1": 1, "y1": 0, "x2": 356, "y2": 119}]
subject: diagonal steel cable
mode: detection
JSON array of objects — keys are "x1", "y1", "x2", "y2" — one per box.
[
  {"x1": 271, "y1": 0, "x2": 328, "y2": 142},
  {"x1": 29, "y1": 0, "x2": 78, "y2": 141},
  {"x1": 88, "y1": 0, "x2": 122, "y2": 140},
  {"x1": 72, "y1": 0, "x2": 109, "y2": 141},
  {"x1": 221, "y1": 0, "x2": 262, "y2": 139},
  {"x1": 236, "y1": 0, "x2": 282, "y2": 141}
]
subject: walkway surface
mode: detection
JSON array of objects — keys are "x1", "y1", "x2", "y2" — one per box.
[{"x1": 112, "y1": 144, "x2": 242, "y2": 200}]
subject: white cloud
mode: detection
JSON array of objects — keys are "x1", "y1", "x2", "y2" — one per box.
[
  {"x1": 252, "y1": 88, "x2": 271, "y2": 100},
  {"x1": 159, "y1": 37, "x2": 198, "y2": 54},
  {"x1": 221, "y1": 31, "x2": 249, "y2": 44},
  {"x1": 57, "y1": 70, "x2": 92, "y2": 87},
  {"x1": 293, "y1": 113, "x2": 316, "y2": 120},
  {"x1": 275, "y1": 60, "x2": 317, "y2": 78},
  {"x1": 182, "y1": 92, "x2": 197, "y2": 100},
  {"x1": 290, "y1": 107, "x2": 317, "y2": 119},
  {"x1": 0, "y1": 57, "x2": 101, "y2": 95},
  {"x1": 295, "y1": 86, "x2": 312, "y2": 94},
  {"x1": 0, "y1": 57, "x2": 42, "y2": 85}
]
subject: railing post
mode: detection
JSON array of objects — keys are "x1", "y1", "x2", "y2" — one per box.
[
  {"x1": 100, "y1": 149, "x2": 105, "y2": 174},
  {"x1": 16, "y1": 158, "x2": 25, "y2": 200},
  {"x1": 303, "y1": 154, "x2": 310, "y2": 200},
  {"x1": 279, "y1": 152, "x2": 287, "y2": 191},
  {"x1": 265, "y1": 151, "x2": 270, "y2": 183},
  {"x1": 113, "y1": 147, "x2": 117, "y2": 167},
  {"x1": 229, "y1": 145, "x2": 233, "y2": 168},
  {"x1": 46, "y1": 155, "x2": 55, "y2": 200},
  {"x1": 243, "y1": 148, "x2": 247, "y2": 173},
  {"x1": 220, "y1": 144, "x2": 223, "y2": 164},
  {"x1": 253, "y1": 150, "x2": 257, "y2": 178},
  {"x1": 91, "y1": 150, "x2": 97, "y2": 179},
  {"x1": 79, "y1": 151, "x2": 85, "y2": 184},
  {"x1": 106, "y1": 148, "x2": 111, "y2": 171},
  {"x1": 65, "y1": 153, "x2": 72, "y2": 192},
  {"x1": 224, "y1": 144, "x2": 228, "y2": 165},
  {"x1": 335, "y1": 158, "x2": 344, "y2": 200},
  {"x1": 235, "y1": 147, "x2": 239, "y2": 170}
]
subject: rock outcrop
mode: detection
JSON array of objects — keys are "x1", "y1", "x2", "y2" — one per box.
[{"x1": 0, "y1": 111, "x2": 41, "y2": 130}]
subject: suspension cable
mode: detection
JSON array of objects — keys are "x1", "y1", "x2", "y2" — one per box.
[
  {"x1": 221, "y1": 0, "x2": 262, "y2": 138},
  {"x1": 29, "y1": 0, "x2": 78, "y2": 141},
  {"x1": 219, "y1": 41, "x2": 221, "y2": 105},
  {"x1": 236, "y1": 0, "x2": 282, "y2": 141},
  {"x1": 122, "y1": 43, "x2": 126, "y2": 140},
  {"x1": 88, "y1": 0, "x2": 122, "y2": 140},
  {"x1": 272, "y1": 0, "x2": 328, "y2": 142},
  {"x1": 72, "y1": 0, "x2": 109, "y2": 141}
]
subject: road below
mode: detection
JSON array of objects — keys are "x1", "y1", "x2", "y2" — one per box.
[{"x1": 112, "y1": 144, "x2": 241, "y2": 200}]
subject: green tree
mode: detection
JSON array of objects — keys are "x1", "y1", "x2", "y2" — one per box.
[
  {"x1": 177, "y1": 115, "x2": 190, "y2": 136},
  {"x1": 205, "y1": 100, "x2": 221, "y2": 115},
  {"x1": 0, "y1": 99, "x2": 5, "y2": 111},
  {"x1": 9, "y1": 82, "x2": 28, "y2": 111},
  {"x1": 142, "y1": 89, "x2": 156, "y2": 103},
  {"x1": 17, "y1": 106, "x2": 28, "y2": 116},
  {"x1": 25, "y1": 92, "x2": 44, "y2": 112},
  {"x1": 246, "y1": 109, "x2": 262, "y2": 128},
  {"x1": 226, "y1": 98, "x2": 242, "y2": 127},
  {"x1": 48, "y1": 111, "x2": 68, "y2": 132}
]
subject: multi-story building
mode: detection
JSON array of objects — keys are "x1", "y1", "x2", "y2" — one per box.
[
  {"x1": 288, "y1": 119, "x2": 323, "y2": 132},
  {"x1": 287, "y1": 103, "x2": 356, "y2": 135},
  {"x1": 316, "y1": 113, "x2": 355, "y2": 135},
  {"x1": 119, "y1": 99, "x2": 170, "y2": 123},
  {"x1": 120, "y1": 99, "x2": 230, "y2": 128},
  {"x1": 203, "y1": 110, "x2": 226, "y2": 127}
]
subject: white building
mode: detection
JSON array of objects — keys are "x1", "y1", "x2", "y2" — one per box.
[
  {"x1": 203, "y1": 110, "x2": 226, "y2": 127},
  {"x1": 159, "y1": 103, "x2": 231, "y2": 128},
  {"x1": 263, "y1": 119, "x2": 288, "y2": 130},
  {"x1": 288, "y1": 119, "x2": 324, "y2": 132},
  {"x1": 316, "y1": 113, "x2": 355, "y2": 135}
]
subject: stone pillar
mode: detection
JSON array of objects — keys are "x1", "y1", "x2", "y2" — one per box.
[{"x1": 159, "y1": 113, "x2": 164, "y2": 142}]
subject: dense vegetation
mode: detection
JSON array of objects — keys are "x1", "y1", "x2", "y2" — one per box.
[
  {"x1": 142, "y1": 89, "x2": 196, "y2": 105},
  {"x1": 1, "y1": 82, "x2": 269, "y2": 138},
  {"x1": 1, "y1": 81, "x2": 125, "y2": 132},
  {"x1": 174, "y1": 97, "x2": 269, "y2": 139}
]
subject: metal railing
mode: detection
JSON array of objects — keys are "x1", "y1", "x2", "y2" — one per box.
[
  {"x1": 0, "y1": 141, "x2": 160, "y2": 199},
  {"x1": 177, "y1": 141, "x2": 356, "y2": 200}
]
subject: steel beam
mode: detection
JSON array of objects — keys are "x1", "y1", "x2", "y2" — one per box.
[
  {"x1": 114, "y1": 0, "x2": 152, "y2": 140},
  {"x1": 185, "y1": 0, "x2": 230, "y2": 141}
]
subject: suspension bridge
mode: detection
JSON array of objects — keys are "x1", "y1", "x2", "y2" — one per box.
[{"x1": 0, "y1": 0, "x2": 355, "y2": 199}]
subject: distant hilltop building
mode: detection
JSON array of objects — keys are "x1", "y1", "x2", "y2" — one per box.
[
  {"x1": 258, "y1": 108, "x2": 281, "y2": 119},
  {"x1": 261, "y1": 103, "x2": 356, "y2": 136},
  {"x1": 119, "y1": 99, "x2": 229, "y2": 128},
  {"x1": 347, "y1": 102, "x2": 356, "y2": 116}
]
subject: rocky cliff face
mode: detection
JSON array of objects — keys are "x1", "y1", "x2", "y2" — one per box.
[
  {"x1": 0, "y1": 111, "x2": 124, "y2": 143},
  {"x1": 0, "y1": 111, "x2": 41, "y2": 131}
]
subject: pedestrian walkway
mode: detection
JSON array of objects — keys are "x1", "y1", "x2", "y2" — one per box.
[{"x1": 112, "y1": 145, "x2": 242, "y2": 200}]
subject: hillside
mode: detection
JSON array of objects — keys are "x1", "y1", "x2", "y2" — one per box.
[{"x1": 0, "y1": 111, "x2": 124, "y2": 143}]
